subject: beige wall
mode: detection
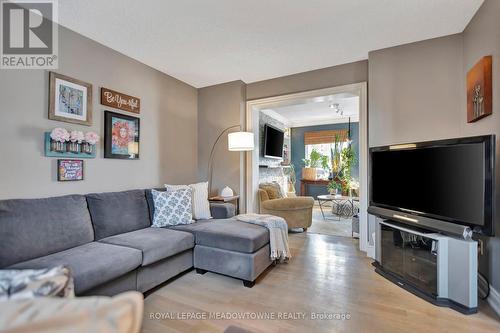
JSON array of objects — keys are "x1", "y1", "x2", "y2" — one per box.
[
  {"x1": 368, "y1": 34, "x2": 464, "y2": 147},
  {"x1": 368, "y1": 0, "x2": 500, "y2": 292},
  {"x1": 462, "y1": 0, "x2": 500, "y2": 292},
  {"x1": 0, "y1": 26, "x2": 198, "y2": 199},
  {"x1": 197, "y1": 81, "x2": 246, "y2": 197},
  {"x1": 197, "y1": 61, "x2": 369, "y2": 201},
  {"x1": 246, "y1": 60, "x2": 368, "y2": 100}
]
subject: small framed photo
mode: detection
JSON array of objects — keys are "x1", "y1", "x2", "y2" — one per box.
[
  {"x1": 58, "y1": 159, "x2": 84, "y2": 181},
  {"x1": 49, "y1": 72, "x2": 93, "y2": 126},
  {"x1": 104, "y1": 111, "x2": 140, "y2": 159}
]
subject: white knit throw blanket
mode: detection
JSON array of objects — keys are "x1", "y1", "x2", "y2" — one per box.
[{"x1": 236, "y1": 214, "x2": 291, "y2": 262}]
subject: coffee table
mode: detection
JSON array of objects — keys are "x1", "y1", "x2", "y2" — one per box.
[{"x1": 317, "y1": 195, "x2": 358, "y2": 220}]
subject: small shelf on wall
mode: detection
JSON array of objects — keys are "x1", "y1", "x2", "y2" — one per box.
[
  {"x1": 259, "y1": 164, "x2": 291, "y2": 169},
  {"x1": 44, "y1": 132, "x2": 97, "y2": 159}
]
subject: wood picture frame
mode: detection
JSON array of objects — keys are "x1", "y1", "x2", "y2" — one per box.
[
  {"x1": 104, "y1": 111, "x2": 140, "y2": 159},
  {"x1": 101, "y1": 87, "x2": 141, "y2": 114},
  {"x1": 57, "y1": 159, "x2": 84, "y2": 181},
  {"x1": 466, "y1": 56, "x2": 492, "y2": 123},
  {"x1": 49, "y1": 72, "x2": 93, "y2": 126}
]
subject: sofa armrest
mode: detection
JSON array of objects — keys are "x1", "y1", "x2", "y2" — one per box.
[
  {"x1": 261, "y1": 197, "x2": 314, "y2": 211},
  {"x1": 210, "y1": 202, "x2": 236, "y2": 219}
]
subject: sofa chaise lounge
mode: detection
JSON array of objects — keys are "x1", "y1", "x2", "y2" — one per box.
[{"x1": 0, "y1": 189, "x2": 273, "y2": 296}]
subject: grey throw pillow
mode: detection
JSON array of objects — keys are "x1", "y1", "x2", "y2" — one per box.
[
  {"x1": 151, "y1": 188, "x2": 194, "y2": 227},
  {"x1": 0, "y1": 266, "x2": 74, "y2": 301}
]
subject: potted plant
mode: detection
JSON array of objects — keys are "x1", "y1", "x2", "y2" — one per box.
[
  {"x1": 82, "y1": 132, "x2": 100, "y2": 154},
  {"x1": 337, "y1": 145, "x2": 356, "y2": 195},
  {"x1": 327, "y1": 180, "x2": 342, "y2": 196},
  {"x1": 49, "y1": 128, "x2": 69, "y2": 152},
  {"x1": 330, "y1": 134, "x2": 342, "y2": 178},
  {"x1": 68, "y1": 131, "x2": 84, "y2": 153},
  {"x1": 301, "y1": 149, "x2": 322, "y2": 180}
]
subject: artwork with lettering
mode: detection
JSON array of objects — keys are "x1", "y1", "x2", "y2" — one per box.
[
  {"x1": 101, "y1": 87, "x2": 141, "y2": 114},
  {"x1": 57, "y1": 159, "x2": 84, "y2": 181}
]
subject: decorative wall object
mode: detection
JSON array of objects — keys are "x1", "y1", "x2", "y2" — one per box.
[
  {"x1": 49, "y1": 72, "x2": 93, "y2": 126},
  {"x1": 101, "y1": 87, "x2": 141, "y2": 114},
  {"x1": 45, "y1": 129, "x2": 99, "y2": 158},
  {"x1": 57, "y1": 159, "x2": 84, "y2": 181},
  {"x1": 104, "y1": 111, "x2": 140, "y2": 159},
  {"x1": 467, "y1": 55, "x2": 492, "y2": 123}
]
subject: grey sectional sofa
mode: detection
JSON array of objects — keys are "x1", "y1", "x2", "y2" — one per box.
[{"x1": 0, "y1": 189, "x2": 273, "y2": 296}]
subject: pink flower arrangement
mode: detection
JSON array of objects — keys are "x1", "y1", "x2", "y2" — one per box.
[
  {"x1": 84, "y1": 132, "x2": 100, "y2": 145},
  {"x1": 50, "y1": 128, "x2": 70, "y2": 142},
  {"x1": 69, "y1": 130, "x2": 85, "y2": 143}
]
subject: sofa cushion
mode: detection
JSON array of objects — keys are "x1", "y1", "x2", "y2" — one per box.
[
  {"x1": 0, "y1": 195, "x2": 94, "y2": 268},
  {"x1": 171, "y1": 219, "x2": 269, "y2": 253},
  {"x1": 259, "y1": 182, "x2": 283, "y2": 200},
  {"x1": 86, "y1": 190, "x2": 151, "y2": 240},
  {"x1": 9, "y1": 242, "x2": 142, "y2": 295},
  {"x1": 99, "y1": 228, "x2": 194, "y2": 266}
]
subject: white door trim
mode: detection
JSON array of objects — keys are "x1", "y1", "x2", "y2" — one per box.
[{"x1": 245, "y1": 82, "x2": 371, "y2": 255}]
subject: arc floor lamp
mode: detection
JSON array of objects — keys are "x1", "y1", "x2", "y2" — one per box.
[{"x1": 208, "y1": 125, "x2": 254, "y2": 195}]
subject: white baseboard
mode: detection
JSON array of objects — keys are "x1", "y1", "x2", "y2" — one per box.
[{"x1": 487, "y1": 285, "x2": 500, "y2": 317}]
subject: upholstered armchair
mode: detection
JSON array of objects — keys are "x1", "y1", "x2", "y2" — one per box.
[{"x1": 258, "y1": 184, "x2": 314, "y2": 231}]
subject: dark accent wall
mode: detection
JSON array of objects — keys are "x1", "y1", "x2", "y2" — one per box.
[{"x1": 291, "y1": 122, "x2": 359, "y2": 197}]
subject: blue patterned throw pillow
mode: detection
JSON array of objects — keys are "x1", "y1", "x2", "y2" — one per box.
[{"x1": 151, "y1": 188, "x2": 193, "y2": 227}]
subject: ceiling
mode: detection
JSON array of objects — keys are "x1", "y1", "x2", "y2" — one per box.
[
  {"x1": 58, "y1": 0, "x2": 483, "y2": 88},
  {"x1": 262, "y1": 93, "x2": 359, "y2": 128}
]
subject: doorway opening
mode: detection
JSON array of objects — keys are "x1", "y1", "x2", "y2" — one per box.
[{"x1": 245, "y1": 83, "x2": 373, "y2": 256}]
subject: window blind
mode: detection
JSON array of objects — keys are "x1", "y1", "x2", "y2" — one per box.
[{"x1": 304, "y1": 129, "x2": 348, "y2": 145}]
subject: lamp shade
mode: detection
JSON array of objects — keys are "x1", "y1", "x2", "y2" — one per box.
[{"x1": 228, "y1": 132, "x2": 254, "y2": 151}]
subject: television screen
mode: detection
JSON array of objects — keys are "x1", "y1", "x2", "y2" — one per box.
[
  {"x1": 264, "y1": 124, "x2": 284, "y2": 159},
  {"x1": 370, "y1": 135, "x2": 495, "y2": 234}
]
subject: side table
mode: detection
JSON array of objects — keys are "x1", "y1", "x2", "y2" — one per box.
[{"x1": 209, "y1": 195, "x2": 240, "y2": 215}]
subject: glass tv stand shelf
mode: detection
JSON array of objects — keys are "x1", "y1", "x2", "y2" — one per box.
[{"x1": 373, "y1": 219, "x2": 478, "y2": 314}]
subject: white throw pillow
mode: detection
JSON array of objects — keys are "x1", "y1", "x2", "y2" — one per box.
[
  {"x1": 151, "y1": 189, "x2": 193, "y2": 227},
  {"x1": 165, "y1": 182, "x2": 212, "y2": 220}
]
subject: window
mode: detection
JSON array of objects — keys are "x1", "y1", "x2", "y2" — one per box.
[{"x1": 305, "y1": 141, "x2": 350, "y2": 178}]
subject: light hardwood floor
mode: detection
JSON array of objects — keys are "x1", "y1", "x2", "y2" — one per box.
[{"x1": 142, "y1": 233, "x2": 500, "y2": 333}]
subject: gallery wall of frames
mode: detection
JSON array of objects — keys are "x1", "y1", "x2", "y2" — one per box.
[{"x1": 46, "y1": 71, "x2": 141, "y2": 181}]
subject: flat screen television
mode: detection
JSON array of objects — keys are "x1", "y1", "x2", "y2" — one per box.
[
  {"x1": 369, "y1": 135, "x2": 495, "y2": 236},
  {"x1": 263, "y1": 124, "x2": 284, "y2": 159}
]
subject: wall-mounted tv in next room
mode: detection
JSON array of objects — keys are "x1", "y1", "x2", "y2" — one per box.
[
  {"x1": 369, "y1": 135, "x2": 495, "y2": 236},
  {"x1": 264, "y1": 124, "x2": 284, "y2": 159}
]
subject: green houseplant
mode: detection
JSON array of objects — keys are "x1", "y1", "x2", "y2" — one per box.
[
  {"x1": 327, "y1": 180, "x2": 342, "y2": 195},
  {"x1": 301, "y1": 149, "x2": 323, "y2": 180},
  {"x1": 330, "y1": 134, "x2": 342, "y2": 175}
]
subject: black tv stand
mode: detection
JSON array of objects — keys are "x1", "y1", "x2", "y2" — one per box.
[{"x1": 374, "y1": 219, "x2": 478, "y2": 314}]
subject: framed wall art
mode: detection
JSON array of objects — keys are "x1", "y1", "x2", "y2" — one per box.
[
  {"x1": 57, "y1": 159, "x2": 84, "y2": 181},
  {"x1": 104, "y1": 111, "x2": 140, "y2": 159},
  {"x1": 101, "y1": 87, "x2": 140, "y2": 114},
  {"x1": 49, "y1": 72, "x2": 93, "y2": 126},
  {"x1": 466, "y1": 56, "x2": 492, "y2": 123}
]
